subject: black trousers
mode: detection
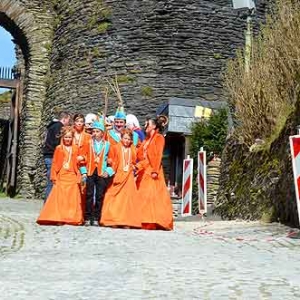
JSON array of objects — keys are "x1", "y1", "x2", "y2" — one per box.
[{"x1": 85, "y1": 168, "x2": 112, "y2": 221}]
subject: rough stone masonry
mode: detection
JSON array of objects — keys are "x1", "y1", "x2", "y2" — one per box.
[{"x1": 0, "y1": 0, "x2": 268, "y2": 197}]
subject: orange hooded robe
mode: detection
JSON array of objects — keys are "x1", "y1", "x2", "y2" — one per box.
[
  {"x1": 37, "y1": 145, "x2": 84, "y2": 225},
  {"x1": 73, "y1": 130, "x2": 91, "y2": 212},
  {"x1": 136, "y1": 131, "x2": 173, "y2": 230},
  {"x1": 100, "y1": 143, "x2": 141, "y2": 228}
]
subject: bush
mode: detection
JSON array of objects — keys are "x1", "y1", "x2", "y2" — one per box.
[
  {"x1": 224, "y1": 0, "x2": 300, "y2": 146},
  {"x1": 189, "y1": 108, "x2": 228, "y2": 213}
]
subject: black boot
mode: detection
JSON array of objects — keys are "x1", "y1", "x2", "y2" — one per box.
[{"x1": 89, "y1": 217, "x2": 94, "y2": 226}]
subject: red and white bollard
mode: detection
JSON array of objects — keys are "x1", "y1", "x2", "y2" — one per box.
[
  {"x1": 289, "y1": 135, "x2": 300, "y2": 226},
  {"x1": 181, "y1": 155, "x2": 193, "y2": 216},
  {"x1": 198, "y1": 147, "x2": 207, "y2": 214}
]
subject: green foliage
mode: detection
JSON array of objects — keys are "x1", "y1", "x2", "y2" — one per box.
[
  {"x1": 87, "y1": 0, "x2": 112, "y2": 31},
  {"x1": 213, "y1": 53, "x2": 222, "y2": 59},
  {"x1": 190, "y1": 108, "x2": 228, "y2": 160},
  {"x1": 43, "y1": 41, "x2": 52, "y2": 54},
  {"x1": 141, "y1": 86, "x2": 153, "y2": 97},
  {"x1": 117, "y1": 75, "x2": 135, "y2": 83},
  {"x1": 189, "y1": 108, "x2": 229, "y2": 213},
  {"x1": 0, "y1": 91, "x2": 12, "y2": 104},
  {"x1": 224, "y1": 0, "x2": 300, "y2": 146},
  {"x1": 92, "y1": 47, "x2": 102, "y2": 58},
  {"x1": 87, "y1": 15, "x2": 98, "y2": 30},
  {"x1": 97, "y1": 21, "x2": 111, "y2": 33},
  {"x1": 0, "y1": 191, "x2": 7, "y2": 198},
  {"x1": 99, "y1": 7, "x2": 112, "y2": 19}
]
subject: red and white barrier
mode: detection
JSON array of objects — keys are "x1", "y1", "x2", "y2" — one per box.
[
  {"x1": 181, "y1": 155, "x2": 193, "y2": 216},
  {"x1": 198, "y1": 148, "x2": 207, "y2": 214},
  {"x1": 289, "y1": 135, "x2": 300, "y2": 225}
]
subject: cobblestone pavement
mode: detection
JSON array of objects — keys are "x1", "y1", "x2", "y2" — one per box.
[{"x1": 1, "y1": 198, "x2": 300, "y2": 300}]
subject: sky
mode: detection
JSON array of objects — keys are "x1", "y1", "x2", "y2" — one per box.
[{"x1": 0, "y1": 26, "x2": 16, "y2": 93}]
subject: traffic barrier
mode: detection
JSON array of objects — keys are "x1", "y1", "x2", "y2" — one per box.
[
  {"x1": 289, "y1": 135, "x2": 300, "y2": 227},
  {"x1": 198, "y1": 148, "x2": 207, "y2": 214},
  {"x1": 181, "y1": 155, "x2": 193, "y2": 216}
]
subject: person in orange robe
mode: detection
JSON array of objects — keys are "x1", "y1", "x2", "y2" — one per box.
[
  {"x1": 100, "y1": 129, "x2": 141, "y2": 229},
  {"x1": 73, "y1": 113, "x2": 92, "y2": 212},
  {"x1": 73, "y1": 113, "x2": 92, "y2": 147},
  {"x1": 37, "y1": 126, "x2": 84, "y2": 226},
  {"x1": 136, "y1": 116, "x2": 173, "y2": 230},
  {"x1": 105, "y1": 107, "x2": 139, "y2": 147}
]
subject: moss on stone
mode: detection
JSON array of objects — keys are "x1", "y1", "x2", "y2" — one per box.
[
  {"x1": 92, "y1": 47, "x2": 101, "y2": 58},
  {"x1": 213, "y1": 53, "x2": 222, "y2": 59},
  {"x1": 43, "y1": 41, "x2": 52, "y2": 54},
  {"x1": 97, "y1": 21, "x2": 111, "y2": 33},
  {"x1": 117, "y1": 75, "x2": 135, "y2": 83},
  {"x1": 141, "y1": 86, "x2": 153, "y2": 97},
  {"x1": 87, "y1": 15, "x2": 98, "y2": 30}
]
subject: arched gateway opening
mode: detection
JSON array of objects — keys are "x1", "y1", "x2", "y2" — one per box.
[{"x1": 0, "y1": 1, "x2": 53, "y2": 198}]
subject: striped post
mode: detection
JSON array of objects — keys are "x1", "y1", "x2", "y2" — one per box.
[
  {"x1": 289, "y1": 135, "x2": 300, "y2": 225},
  {"x1": 198, "y1": 148, "x2": 207, "y2": 214},
  {"x1": 181, "y1": 155, "x2": 193, "y2": 216}
]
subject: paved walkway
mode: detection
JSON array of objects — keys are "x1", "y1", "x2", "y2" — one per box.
[{"x1": 1, "y1": 198, "x2": 300, "y2": 299}]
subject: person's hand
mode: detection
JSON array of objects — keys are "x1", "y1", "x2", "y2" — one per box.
[
  {"x1": 81, "y1": 174, "x2": 87, "y2": 184},
  {"x1": 77, "y1": 155, "x2": 84, "y2": 162},
  {"x1": 52, "y1": 180, "x2": 56, "y2": 185},
  {"x1": 151, "y1": 172, "x2": 158, "y2": 179},
  {"x1": 107, "y1": 158, "x2": 113, "y2": 165},
  {"x1": 102, "y1": 172, "x2": 108, "y2": 178}
]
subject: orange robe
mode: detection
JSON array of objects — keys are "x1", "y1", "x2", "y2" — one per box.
[
  {"x1": 73, "y1": 130, "x2": 91, "y2": 212},
  {"x1": 100, "y1": 144, "x2": 141, "y2": 228},
  {"x1": 73, "y1": 130, "x2": 92, "y2": 149},
  {"x1": 37, "y1": 145, "x2": 84, "y2": 226},
  {"x1": 105, "y1": 129, "x2": 120, "y2": 147},
  {"x1": 136, "y1": 131, "x2": 173, "y2": 230}
]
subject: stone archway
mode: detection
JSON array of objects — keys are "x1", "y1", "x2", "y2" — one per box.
[{"x1": 0, "y1": 0, "x2": 53, "y2": 198}]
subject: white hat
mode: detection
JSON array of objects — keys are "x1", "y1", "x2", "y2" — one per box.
[
  {"x1": 126, "y1": 114, "x2": 140, "y2": 128},
  {"x1": 85, "y1": 113, "x2": 98, "y2": 125},
  {"x1": 107, "y1": 115, "x2": 115, "y2": 123}
]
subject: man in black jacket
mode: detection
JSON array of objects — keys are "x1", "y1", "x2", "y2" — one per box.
[{"x1": 43, "y1": 111, "x2": 71, "y2": 202}]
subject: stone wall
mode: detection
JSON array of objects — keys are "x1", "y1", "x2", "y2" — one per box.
[
  {"x1": 215, "y1": 106, "x2": 300, "y2": 227},
  {"x1": 45, "y1": 0, "x2": 268, "y2": 122},
  {"x1": 0, "y1": 0, "x2": 269, "y2": 198},
  {"x1": 0, "y1": 0, "x2": 53, "y2": 197}
]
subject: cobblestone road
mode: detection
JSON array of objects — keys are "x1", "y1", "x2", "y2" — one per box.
[{"x1": 1, "y1": 198, "x2": 300, "y2": 300}]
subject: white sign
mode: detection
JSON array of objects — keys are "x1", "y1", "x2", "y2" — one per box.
[{"x1": 232, "y1": 0, "x2": 255, "y2": 9}]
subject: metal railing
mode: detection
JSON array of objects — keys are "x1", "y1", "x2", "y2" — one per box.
[{"x1": 0, "y1": 67, "x2": 21, "y2": 80}]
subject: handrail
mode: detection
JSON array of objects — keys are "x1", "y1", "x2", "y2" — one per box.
[{"x1": 0, "y1": 67, "x2": 21, "y2": 80}]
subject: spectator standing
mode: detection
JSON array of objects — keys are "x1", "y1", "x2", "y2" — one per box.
[{"x1": 43, "y1": 111, "x2": 71, "y2": 202}]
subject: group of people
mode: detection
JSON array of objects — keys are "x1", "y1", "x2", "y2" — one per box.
[{"x1": 37, "y1": 107, "x2": 174, "y2": 231}]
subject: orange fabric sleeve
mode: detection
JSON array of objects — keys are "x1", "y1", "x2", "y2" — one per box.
[
  {"x1": 108, "y1": 145, "x2": 118, "y2": 172},
  {"x1": 50, "y1": 146, "x2": 62, "y2": 181},
  {"x1": 136, "y1": 141, "x2": 145, "y2": 162},
  {"x1": 149, "y1": 134, "x2": 164, "y2": 174},
  {"x1": 131, "y1": 145, "x2": 137, "y2": 167},
  {"x1": 78, "y1": 141, "x2": 89, "y2": 165}
]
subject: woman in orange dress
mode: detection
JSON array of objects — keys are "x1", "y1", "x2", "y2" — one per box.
[
  {"x1": 136, "y1": 116, "x2": 173, "y2": 230},
  {"x1": 73, "y1": 113, "x2": 91, "y2": 211},
  {"x1": 37, "y1": 126, "x2": 84, "y2": 226},
  {"x1": 100, "y1": 129, "x2": 141, "y2": 228}
]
